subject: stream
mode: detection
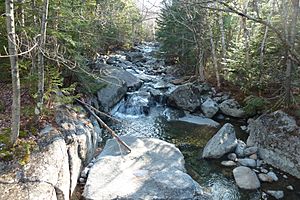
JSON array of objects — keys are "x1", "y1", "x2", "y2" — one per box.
[{"x1": 106, "y1": 43, "x2": 300, "y2": 200}]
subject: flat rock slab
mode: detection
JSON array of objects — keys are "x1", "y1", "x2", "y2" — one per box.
[{"x1": 83, "y1": 136, "x2": 211, "y2": 200}]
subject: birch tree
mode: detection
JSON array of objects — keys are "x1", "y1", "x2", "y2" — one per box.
[{"x1": 5, "y1": 0, "x2": 20, "y2": 145}]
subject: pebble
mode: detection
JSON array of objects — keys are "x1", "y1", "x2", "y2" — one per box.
[
  {"x1": 227, "y1": 153, "x2": 237, "y2": 161},
  {"x1": 258, "y1": 173, "x2": 273, "y2": 182},
  {"x1": 81, "y1": 167, "x2": 90, "y2": 178},
  {"x1": 261, "y1": 168, "x2": 268, "y2": 173},
  {"x1": 286, "y1": 185, "x2": 294, "y2": 191},
  {"x1": 244, "y1": 146, "x2": 258, "y2": 156},
  {"x1": 79, "y1": 177, "x2": 85, "y2": 183},
  {"x1": 221, "y1": 160, "x2": 237, "y2": 167},
  {"x1": 267, "y1": 171, "x2": 279, "y2": 181},
  {"x1": 266, "y1": 190, "x2": 284, "y2": 199},
  {"x1": 283, "y1": 175, "x2": 288, "y2": 179},
  {"x1": 237, "y1": 158, "x2": 257, "y2": 168},
  {"x1": 249, "y1": 154, "x2": 258, "y2": 160},
  {"x1": 240, "y1": 126, "x2": 247, "y2": 131}
]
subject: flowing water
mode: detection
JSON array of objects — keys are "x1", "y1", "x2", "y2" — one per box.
[{"x1": 109, "y1": 43, "x2": 300, "y2": 200}]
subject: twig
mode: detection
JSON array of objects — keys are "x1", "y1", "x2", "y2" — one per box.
[{"x1": 76, "y1": 99, "x2": 131, "y2": 153}]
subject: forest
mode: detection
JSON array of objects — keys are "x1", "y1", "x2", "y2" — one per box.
[{"x1": 0, "y1": 0, "x2": 300, "y2": 199}]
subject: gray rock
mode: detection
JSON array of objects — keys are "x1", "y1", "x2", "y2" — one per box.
[
  {"x1": 233, "y1": 166, "x2": 261, "y2": 190},
  {"x1": 256, "y1": 160, "x2": 263, "y2": 167},
  {"x1": 267, "y1": 171, "x2": 279, "y2": 181},
  {"x1": 283, "y1": 175, "x2": 288, "y2": 179},
  {"x1": 249, "y1": 153, "x2": 258, "y2": 160},
  {"x1": 176, "y1": 114, "x2": 220, "y2": 128},
  {"x1": 221, "y1": 161, "x2": 237, "y2": 167},
  {"x1": 219, "y1": 99, "x2": 245, "y2": 118},
  {"x1": 83, "y1": 136, "x2": 212, "y2": 200},
  {"x1": 260, "y1": 168, "x2": 268, "y2": 173},
  {"x1": 126, "y1": 51, "x2": 144, "y2": 62},
  {"x1": 235, "y1": 140, "x2": 246, "y2": 157},
  {"x1": 202, "y1": 123, "x2": 238, "y2": 159},
  {"x1": 80, "y1": 167, "x2": 90, "y2": 178},
  {"x1": 244, "y1": 146, "x2": 258, "y2": 156},
  {"x1": 228, "y1": 153, "x2": 237, "y2": 161},
  {"x1": 237, "y1": 158, "x2": 257, "y2": 168},
  {"x1": 258, "y1": 173, "x2": 273, "y2": 182},
  {"x1": 0, "y1": 182, "x2": 57, "y2": 200},
  {"x1": 266, "y1": 190, "x2": 284, "y2": 199},
  {"x1": 167, "y1": 83, "x2": 202, "y2": 112},
  {"x1": 201, "y1": 98, "x2": 219, "y2": 118},
  {"x1": 287, "y1": 185, "x2": 294, "y2": 190},
  {"x1": 247, "y1": 110, "x2": 300, "y2": 179}
]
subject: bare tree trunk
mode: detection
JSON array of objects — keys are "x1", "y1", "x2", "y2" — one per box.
[
  {"x1": 36, "y1": 0, "x2": 49, "y2": 115},
  {"x1": 218, "y1": 9, "x2": 226, "y2": 60},
  {"x1": 5, "y1": 0, "x2": 20, "y2": 146},
  {"x1": 209, "y1": 21, "x2": 221, "y2": 88},
  {"x1": 242, "y1": 0, "x2": 250, "y2": 69},
  {"x1": 259, "y1": 0, "x2": 275, "y2": 93},
  {"x1": 285, "y1": 0, "x2": 299, "y2": 106}
]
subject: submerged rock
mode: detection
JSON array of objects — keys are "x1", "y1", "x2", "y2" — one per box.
[
  {"x1": 202, "y1": 123, "x2": 238, "y2": 159},
  {"x1": 219, "y1": 99, "x2": 245, "y2": 118},
  {"x1": 83, "y1": 136, "x2": 212, "y2": 200},
  {"x1": 176, "y1": 114, "x2": 220, "y2": 128},
  {"x1": 233, "y1": 166, "x2": 260, "y2": 190}
]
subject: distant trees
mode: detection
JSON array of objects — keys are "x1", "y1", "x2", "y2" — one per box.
[
  {"x1": 157, "y1": 0, "x2": 300, "y2": 107},
  {"x1": 2, "y1": 0, "x2": 147, "y2": 145}
]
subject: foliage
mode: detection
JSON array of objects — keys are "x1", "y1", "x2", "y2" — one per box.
[{"x1": 243, "y1": 95, "x2": 269, "y2": 116}]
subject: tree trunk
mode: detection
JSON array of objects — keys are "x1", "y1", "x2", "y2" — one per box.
[
  {"x1": 284, "y1": 0, "x2": 299, "y2": 106},
  {"x1": 5, "y1": 0, "x2": 20, "y2": 146},
  {"x1": 36, "y1": 0, "x2": 49, "y2": 115},
  {"x1": 242, "y1": 0, "x2": 250, "y2": 69},
  {"x1": 209, "y1": 21, "x2": 221, "y2": 88}
]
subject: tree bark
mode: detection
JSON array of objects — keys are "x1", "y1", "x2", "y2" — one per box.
[
  {"x1": 209, "y1": 21, "x2": 221, "y2": 88},
  {"x1": 5, "y1": 0, "x2": 20, "y2": 145},
  {"x1": 36, "y1": 0, "x2": 49, "y2": 115},
  {"x1": 285, "y1": 0, "x2": 299, "y2": 106}
]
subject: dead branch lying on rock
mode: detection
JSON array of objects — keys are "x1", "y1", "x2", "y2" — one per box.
[{"x1": 76, "y1": 99, "x2": 131, "y2": 153}]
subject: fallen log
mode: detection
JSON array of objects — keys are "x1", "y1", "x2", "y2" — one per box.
[{"x1": 76, "y1": 98, "x2": 131, "y2": 153}]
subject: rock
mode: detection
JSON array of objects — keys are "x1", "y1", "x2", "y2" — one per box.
[
  {"x1": 83, "y1": 136, "x2": 212, "y2": 200},
  {"x1": 201, "y1": 98, "x2": 219, "y2": 118},
  {"x1": 249, "y1": 154, "x2": 258, "y2": 160},
  {"x1": 260, "y1": 168, "x2": 268, "y2": 173},
  {"x1": 258, "y1": 173, "x2": 273, "y2": 182},
  {"x1": 228, "y1": 153, "x2": 237, "y2": 161},
  {"x1": 266, "y1": 190, "x2": 284, "y2": 199},
  {"x1": 244, "y1": 146, "x2": 258, "y2": 156},
  {"x1": 283, "y1": 175, "x2": 288, "y2": 179},
  {"x1": 202, "y1": 123, "x2": 238, "y2": 159},
  {"x1": 80, "y1": 167, "x2": 89, "y2": 178},
  {"x1": 153, "y1": 81, "x2": 169, "y2": 89},
  {"x1": 162, "y1": 107, "x2": 185, "y2": 121},
  {"x1": 256, "y1": 160, "x2": 263, "y2": 167},
  {"x1": 237, "y1": 158, "x2": 257, "y2": 168},
  {"x1": 247, "y1": 110, "x2": 300, "y2": 178},
  {"x1": 0, "y1": 182, "x2": 57, "y2": 200},
  {"x1": 287, "y1": 185, "x2": 294, "y2": 190},
  {"x1": 176, "y1": 114, "x2": 220, "y2": 128},
  {"x1": 167, "y1": 83, "x2": 202, "y2": 112},
  {"x1": 219, "y1": 99, "x2": 245, "y2": 118},
  {"x1": 235, "y1": 140, "x2": 246, "y2": 157},
  {"x1": 267, "y1": 171, "x2": 279, "y2": 181},
  {"x1": 240, "y1": 125, "x2": 247, "y2": 131},
  {"x1": 233, "y1": 166, "x2": 261, "y2": 190},
  {"x1": 116, "y1": 91, "x2": 153, "y2": 115},
  {"x1": 221, "y1": 161, "x2": 237, "y2": 167},
  {"x1": 126, "y1": 51, "x2": 144, "y2": 62}
]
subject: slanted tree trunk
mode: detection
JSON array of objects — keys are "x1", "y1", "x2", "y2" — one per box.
[
  {"x1": 284, "y1": 0, "x2": 299, "y2": 106},
  {"x1": 5, "y1": 0, "x2": 20, "y2": 146},
  {"x1": 36, "y1": 0, "x2": 49, "y2": 116}
]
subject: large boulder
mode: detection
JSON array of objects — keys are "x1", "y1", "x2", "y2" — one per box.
[
  {"x1": 126, "y1": 51, "x2": 145, "y2": 63},
  {"x1": 0, "y1": 106, "x2": 103, "y2": 200},
  {"x1": 96, "y1": 65, "x2": 143, "y2": 112},
  {"x1": 233, "y1": 166, "x2": 260, "y2": 190},
  {"x1": 201, "y1": 98, "x2": 219, "y2": 118},
  {"x1": 167, "y1": 83, "x2": 202, "y2": 112},
  {"x1": 247, "y1": 110, "x2": 300, "y2": 178},
  {"x1": 219, "y1": 99, "x2": 245, "y2": 118},
  {"x1": 83, "y1": 136, "x2": 212, "y2": 200},
  {"x1": 202, "y1": 123, "x2": 238, "y2": 158}
]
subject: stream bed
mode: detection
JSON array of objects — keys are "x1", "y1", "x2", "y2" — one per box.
[{"x1": 104, "y1": 43, "x2": 300, "y2": 200}]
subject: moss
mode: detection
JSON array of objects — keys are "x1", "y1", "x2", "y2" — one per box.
[{"x1": 243, "y1": 95, "x2": 269, "y2": 116}]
